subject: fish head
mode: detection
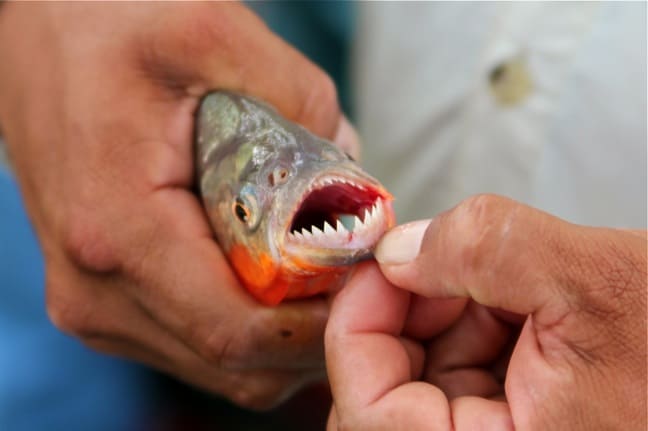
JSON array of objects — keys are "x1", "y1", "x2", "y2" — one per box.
[{"x1": 196, "y1": 92, "x2": 395, "y2": 304}]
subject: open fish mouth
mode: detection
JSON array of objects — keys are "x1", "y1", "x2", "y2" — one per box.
[{"x1": 285, "y1": 174, "x2": 393, "y2": 251}]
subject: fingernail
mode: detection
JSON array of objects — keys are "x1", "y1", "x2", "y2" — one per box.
[
  {"x1": 334, "y1": 116, "x2": 361, "y2": 161},
  {"x1": 375, "y1": 219, "x2": 431, "y2": 265}
]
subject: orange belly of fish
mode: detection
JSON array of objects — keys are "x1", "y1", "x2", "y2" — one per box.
[{"x1": 228, "y1": 244, "x2": 349, "y2": 305}]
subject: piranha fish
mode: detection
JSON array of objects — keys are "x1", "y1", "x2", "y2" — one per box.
[{"x1": 196, "y1": 92, "x2": 395, "y2": 305}]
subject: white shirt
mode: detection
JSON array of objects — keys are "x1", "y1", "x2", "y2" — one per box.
[{"x1": 354, "y1": 2, "x2": 647, "y2": 228}]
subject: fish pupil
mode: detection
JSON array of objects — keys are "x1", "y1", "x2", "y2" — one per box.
[{"x1": 234, "y1": 200, "x2": 249, "y2": 222}]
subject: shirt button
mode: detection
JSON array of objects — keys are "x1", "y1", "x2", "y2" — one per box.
[{"x1": 489, "y1": 57, "x2": 533, "y2": 106}]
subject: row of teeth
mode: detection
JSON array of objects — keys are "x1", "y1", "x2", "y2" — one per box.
[
  {"x1": 312, "y1": 176, "x2": 365, "y2": 190},
  {"x1": 288, "y1": 200, "x2": 386, "y2": 248}
]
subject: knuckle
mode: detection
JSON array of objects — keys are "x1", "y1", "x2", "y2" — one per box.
[
  {"x1": 222, "y1": 374, "x2": 296, "y2": 411},
  {"x1": 46, "y1": 280, "x2": 90, "y2": 336},
  {"x1": 451, "y1": 194, "x2": 511, "y2": 268},
  {"x1": 62, "y1": 215, "x2": 117, "y2": 273},
  {"x1": 230, "y1": 385, "x2": 285, "y2": 411},
  {"x1": 454, "y1": 194, "x2": 508, "y2": 228},
  {"x1": 194, "y1": 324, "x2": 252, "y2": 370},
  {"x1": 446, "y1": 194, "x2": 523, "y2": 303}
]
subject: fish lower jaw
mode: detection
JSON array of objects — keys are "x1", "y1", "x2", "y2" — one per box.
[{"x1": 285, "y1": 198, "x2": 392, "y2": 251}]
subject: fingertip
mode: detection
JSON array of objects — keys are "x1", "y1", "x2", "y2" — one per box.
[
  {"x1": 290, "y1": 69, "x2": 341, "y2": 139},
  {"x1": 333, "y1": 116, "x2": 361, "y2": 162},
  {"x1": 375, "y1": 219, "x2": 431, "y2": 265},
  {"x1": 373, "y1": 220, "x2": 434, "y2": 298}
]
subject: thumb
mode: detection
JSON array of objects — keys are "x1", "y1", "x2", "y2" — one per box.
[{"x1": 374, "y1": 194, "x2": 644, "y2": 316}]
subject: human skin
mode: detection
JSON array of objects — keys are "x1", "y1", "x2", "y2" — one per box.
[
  {"x1": 326, "y1": 194, "x2": 646, "y2": 430},
  {"x1": 0, "y1": 2, "x2": 359, "y2": 409}
]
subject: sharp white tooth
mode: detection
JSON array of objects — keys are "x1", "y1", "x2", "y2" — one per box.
[
  {"x1": 336, "y1": 219, "x2": 348, "y2": 234},
  {"x1": 301, "y1": 228, "x2": 312, "y2": 239},
  {"x1": 375, "y1": 201, "x2": 384, "y2": 219},
  {"x1": 323, "y1": 221, "x2": 335, "y2": 235},
  {"x1": 371, "y1": 206, "x2": 379, "y2": 224},
  {"x1": 364, "y1": 208, "x2": 372, "y2": 224},
  {"x1": 292, "y1": 231, "x2": 303, "y2": 241},
  {"x1": 311, "y1": 226, "x2": 324, "y2": 237},
  {"x1": 353, "y1": 215, "x2": 364, "y2": 230}
]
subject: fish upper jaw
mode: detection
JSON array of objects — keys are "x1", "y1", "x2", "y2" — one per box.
[{"x1": 278, "y1": 171, "x2": 395, "y2": 268}]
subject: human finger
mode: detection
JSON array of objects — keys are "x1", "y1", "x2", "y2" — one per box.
[
  {"x1": 450, "y1": 397, "x2": 514, "y2": 431},
  {"x1": 402, "y1": 295, "x2": 467, "y2": 339},
  {"x1": 46, "y1": 252, "x2": 324, "y2": 410},
  {"x1": 375, "y1": 194, "x2": 645, "y2": 317},
  {"x1": 62, "y1": 178, "x2": 329, "y2": 371},
  {"x1": 333, "y1": 116, "x2": 361, "y2": 161},
  {"x1": 325, "y1": 263, "x2": 455, "y2": 429},
  {"x1": 326, "y1": 264, "x2": 520, "y2": 430},
  {"x1": 423, "y1": 301, "x2": 512, "y2": 399},
  {"x1": 375, "y1": 195, "x2": 646, "y2": 428},
  {"x1": 325, "y1": 263, "x2": 413, "y2": 414},
  {"x1": 140, "y1": 2, "x2": 342, "y2": 140}
]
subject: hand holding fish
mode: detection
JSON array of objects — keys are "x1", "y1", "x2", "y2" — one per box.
[
  {"x1": 0, "y1": 2, "x2": 358, "y2": 409},
  {"x1": 326, "y1": 195, "x2": 646, "y2": 430}
]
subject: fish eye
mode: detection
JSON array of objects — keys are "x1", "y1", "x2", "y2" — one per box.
[
  {"x1": 268, "y1": 167, "x2": 289, "y2": 187},
  {"x1": 232, "y1": 187, "x2": 260, "y2": 230},
  {"x1": 233, "y1": 198, "x2": 250, "y2": 223}
]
